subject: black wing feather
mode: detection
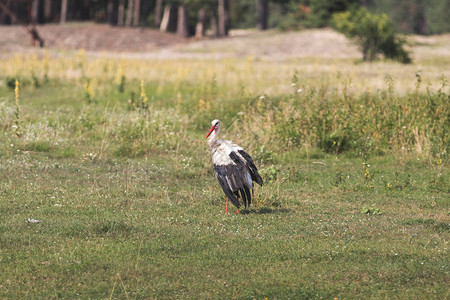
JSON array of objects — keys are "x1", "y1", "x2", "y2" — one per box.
[
  {"x1": 237, "y1": 150, "x2": 263, "y2": 186},
  {"x1": 213, "y1": 149, "x2": 263, "y2": 210},
  {"x1": 243, "y1": 185, "x2": 251, "y2": 207},
  {"x1": 214, "y1": 165, "x2": 241, "y2": 209}
]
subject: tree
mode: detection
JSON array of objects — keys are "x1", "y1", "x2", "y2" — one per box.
[
  {"x1": 257, "y1": 0, "x2": 268, "y2": 30},
  {"x1": 43, "y1": 0, "x2": 52, "y2": 22},
  {"x1": 125, "y1": 0, "x2": 133, "y2": 26},
  {"x1": 217, "y1": 0, "x2": 228, "y2": 36},
  {"x1": 177, "y1": 4, "x2": 188, "y2": 37},
  {"x1": 195, "y1": 7, "x2": 206, "y2": 38},
  {"x1": 160, "y1": 4, "x2": 177, "y2": 32},
  {"x1": 210, "y1": 14, "x2": 218, "y2": 36},
  {"x1": 60, "y1": 0, "x2": 67, "y2": 24},
  {"x1": 132, "y1": 0, "x2": 140, "y2": 26},
  {"x1": 332, "y1": 7, "x2": 411, "y2": 63},
  {"x1": 427, "y1": 0, "x2": 450, "y2": 34},
  {"x1": 154, "y1": 0, "x2": 162, "y2": 27},
  {"x1": 117, "y1": 0, "x2": 124, "y2": 26},
  {"x1": 0, "y1": 0, "x2": 12, "y2": 24},
  {"x1": 31, "y1": 0, "x2": 39, "y2": 25},
  {"x1": 106, "y1": 0, "x2": 115, "y2": 25}
]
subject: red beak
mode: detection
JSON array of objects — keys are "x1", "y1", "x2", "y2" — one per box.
[{"x1": 205, "y1": 125, "x2": 215, "y2": 139}]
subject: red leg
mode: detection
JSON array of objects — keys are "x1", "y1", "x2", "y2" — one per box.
[
  {"x1": 236, "y1": 208, "x2": 239, "y2": 214},
  {"x1": 225, "y1": 197, "x2": 229, "y2": 214}
]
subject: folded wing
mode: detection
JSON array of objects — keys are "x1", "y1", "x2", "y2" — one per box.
[{"x1": 213, "y1": 145, "x2": 263, "y2": 209}]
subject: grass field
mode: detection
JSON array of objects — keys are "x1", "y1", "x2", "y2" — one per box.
[{"x1": 0, "y1": 32, "x2": 449, "y2": 299}]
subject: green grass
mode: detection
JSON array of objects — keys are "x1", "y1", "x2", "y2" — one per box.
[
  {"x1": 0, "y1": 154, "x2": 448, "y2": 299},
  {"x1": 0, "y1": 53, "x2": 449, "y2": 299}
]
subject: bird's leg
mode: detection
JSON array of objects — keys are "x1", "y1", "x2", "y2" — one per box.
[
  {"x1": 225, "y1": 197, "x2": 229, "y2": 214},
  {"x1": 236, "y1": 208, "x2": 239, "y2": 214}
]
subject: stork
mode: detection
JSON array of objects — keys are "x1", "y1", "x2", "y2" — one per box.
[{"x1": 205, "y1": 119, "x2": 263, "y2": 214}]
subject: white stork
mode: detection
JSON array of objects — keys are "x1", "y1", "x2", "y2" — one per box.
[{"x1": 205, "y1": 119, "x2": 263, "y2": 213}]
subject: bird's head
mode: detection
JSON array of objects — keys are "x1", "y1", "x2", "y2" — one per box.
[{"x1": 205, "y1": 119, "x2": 221, "y2": 139}]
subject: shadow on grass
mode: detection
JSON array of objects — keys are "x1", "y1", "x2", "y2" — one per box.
[{"x1": 241, "y1": 207, "x2": 291, "y2": 215}]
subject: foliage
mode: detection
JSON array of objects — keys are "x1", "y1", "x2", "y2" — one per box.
[
  {"x1": 229, "y1": 0, "x2": 257, "y2": 29},
  {"x1": 332, "y1": 8, "x2": 411, "y2": 63},
  {"x1": 305, "y1": 0, "x2": 360, "y2": 28},
  {"x1": 275, "y1": 0, "x2": 360, "y2": 30},
  {"x1": 13, "y1": 80, "x2": 21, "y2": 136},
  {"x1": 82, "y1": 78, "x2": 97, "y2": 103},
  {"x1": 367, "y1": 0, "x2": 450, "y2": 35},
  {"x1": 236, "y1": 84, "x2": 448, "y2": 160},
  {"x1": 361, "y1": 206, "x2": 383, "y2": 215},
  {"x1": 425, "y1": 0, "x2": 450, "y2": 34}
]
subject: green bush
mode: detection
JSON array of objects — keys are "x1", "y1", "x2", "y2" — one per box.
[{"x1": 332, "y1": 8, "x2": 411, "y2": 63}]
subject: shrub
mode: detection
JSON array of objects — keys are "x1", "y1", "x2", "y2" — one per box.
[{"x1": 332, "y1": 8, "x2": 411, "y2": 63}]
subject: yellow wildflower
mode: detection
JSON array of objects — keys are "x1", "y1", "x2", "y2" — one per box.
[
  {"x1": 140, "y1": 80, "x2": 148, "y2": 104},
  {"x1": 14, "y1": 80, "x2": 19, "y2": 104}
]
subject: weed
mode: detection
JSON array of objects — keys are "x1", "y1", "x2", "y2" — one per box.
[
  {"x1": 24, "y1": 141, "x2": 52, "y2": 152},
  {"x1": 115, "y1": 57, "x2": 126, "y2": 93},
  {"x1": 385, "y1": 73, "x2": 394, "y2": 95},
  {"x1": 402, "y1": 218, "x2": 435, "y2": 226},
  {"x1": 333, "y1": 170, "x2": 343, "y2": 186},
  {"x1": 361, "y1": 206, "x2": 383, "y2": 215},
  {"x1": 260, "y1": 165, "x2": 279, "y2": 184},
  {"x1": 384, "y1": 171, "x2": 411, "y2": 190},
  {"x1": 83, "y1": 78, "x2": 97, "y2": 103},
  {"x1": 12, "y1": 80, "x2": 21, "y2": 136},
  {"x1": 138, "y1": 80, "x2": 149, "y2": 111}
]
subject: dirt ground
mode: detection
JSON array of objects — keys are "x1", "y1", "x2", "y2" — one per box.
[
  {"x1": 0, "y1": 23, "x2": 186, "y2": 53},
  {"x1": 0, "y1": 23, "x2": 449, "y2": 60}
]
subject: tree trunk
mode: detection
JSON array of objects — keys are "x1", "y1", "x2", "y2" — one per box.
[
  {"x1": 0, "y1": 0, "x2": 16, "y2": 24},
  {"x1": 210, "y1": 15, "x2": 218, "y2": 37},
  {"x1": 117, "y1": 0, "x2": 124, "y2": 26},
  {"x1": 31, "y1": 0, "x2": 39, "y2": 25},
  {"x1": 125, "y1": 0, "x2": 134, "y2": 26},
  {"x1": 107, "y1": 0, "x2": 114, "y2": 25},
  {"x1": 11, "y1": 0, "x2": 19, "y2": 24},
  {"x1": 132, "y1": 0, "x2": 140, "y2": 26},
  {"x1": 160, "y1": 4, "x2": 176, "y2": 32},
  {"x1": 195, "y1": 8, "x2": 206, "y2": 39},
  {"x1": 154, "y1": 0, "x2": 162, "y2": 27},
  {"x1": 176, "y1": 5, "x2": 188, "y2": 37},
  {"x1": 0, "y1": 0, "x2": 12, "y2": 24},
  {"x1": 43, "y1": 0, "x2": 51, "y2": 22},
  {"x1": 160, "y1": 4, "x2": 170, "y2": 31},
  {"x1": 60, "y1": 0, "x2": 67, "y2": 24},
  {"x1": 218, "y1": 0, "x2": 229, "y2": 36},
  {"x1": 256, "y1": 0, "x2": 268, "y2": 30},
  {"x1": 413, "y1": 3, "x2": 428, "y2": 35},
  {"x1": 80, "y1": 0, "x2": 90, "y2": 20}
]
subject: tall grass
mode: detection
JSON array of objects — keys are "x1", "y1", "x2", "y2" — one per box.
[
  {"x1": 236, "y1": 81, "x2": 448, "y2": 160},
  {"x1": 0, "y1": 52, "x2": 447, "y2": 162}
]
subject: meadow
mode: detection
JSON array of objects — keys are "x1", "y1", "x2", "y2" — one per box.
[{"x1": 0, "y1": 36, "x2": 449, "y2": 299}]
